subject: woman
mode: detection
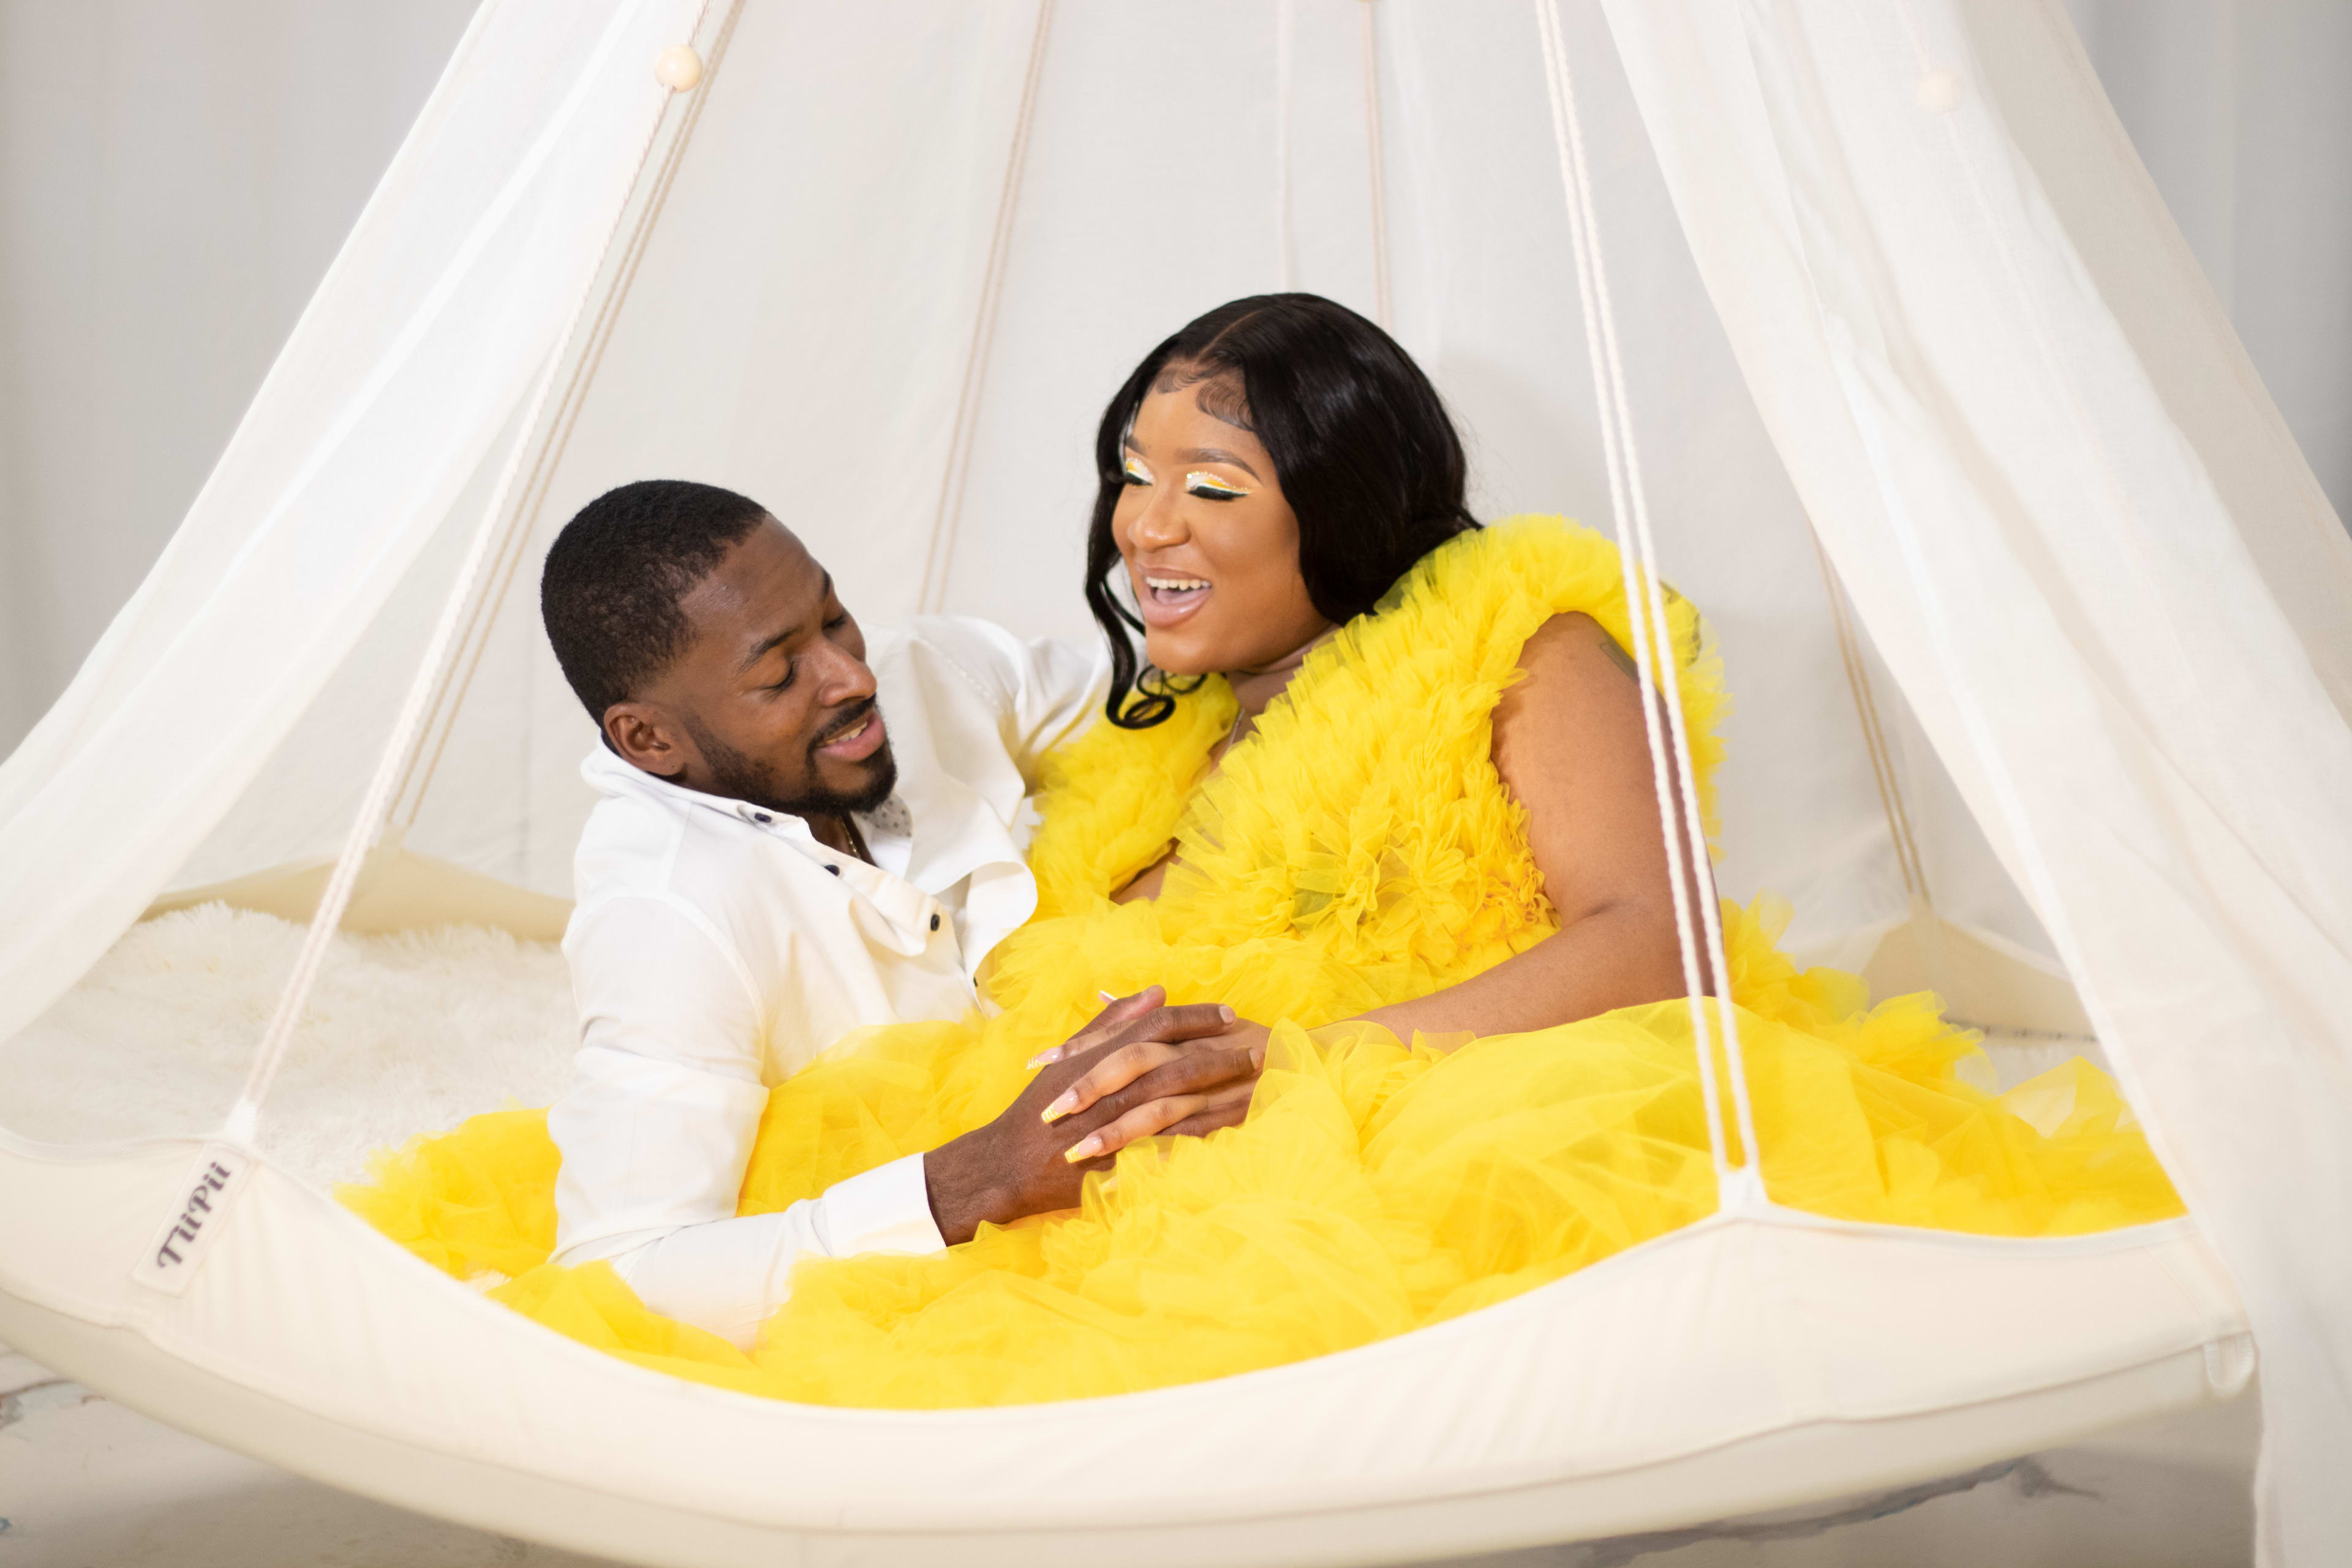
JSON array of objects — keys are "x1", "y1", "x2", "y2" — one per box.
[
  {"x1": 355, "y1": 295, "x2": 2180, "y2": 1406},
  {"x1": 1025, "y1": 291, "x2": 1708, "y2": 1156}
]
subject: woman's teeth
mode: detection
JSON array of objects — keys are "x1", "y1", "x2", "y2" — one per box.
[{"x1": 1145, "y1": 575, "x2": 1211, "y2": 603}]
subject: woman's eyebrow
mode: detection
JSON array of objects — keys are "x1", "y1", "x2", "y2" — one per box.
[{"x1": 1178, "y1": 447, "x2": 1262, "y2": 480}]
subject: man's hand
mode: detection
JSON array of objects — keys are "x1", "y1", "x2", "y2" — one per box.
[
  {"x1": 922, "y1": 989, "x2": 1261, "y2": 1245},
  {"x1": 1034, "y1": 1016, "x2": 1270, "y2": 1161}
]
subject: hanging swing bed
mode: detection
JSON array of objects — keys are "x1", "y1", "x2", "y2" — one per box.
[{"x1": 6, "y1": 0, "x2": 2350, "y2": 1564}]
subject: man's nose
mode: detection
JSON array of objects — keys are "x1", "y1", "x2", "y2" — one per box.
[{"x1": 809, "y1": 639, "x2": 876, "y2": 707}]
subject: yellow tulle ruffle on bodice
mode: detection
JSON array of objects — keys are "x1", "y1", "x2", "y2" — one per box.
[{"x1": 343, "y1": 517, "x2": 2183, "y2": 1407}]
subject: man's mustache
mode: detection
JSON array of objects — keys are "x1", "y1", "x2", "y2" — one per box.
[{"x1": 810, "y1": 698, "x2": 880, "y2": 752}]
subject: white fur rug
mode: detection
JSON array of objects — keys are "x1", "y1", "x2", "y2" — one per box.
[{"x1": 0, "y1": 905, "x2": 574, "y2": 1187}]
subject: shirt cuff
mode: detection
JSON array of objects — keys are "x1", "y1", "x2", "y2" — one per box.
[{"x1": 821, "y1": 1152, "x2": 946, "y2": 1257}]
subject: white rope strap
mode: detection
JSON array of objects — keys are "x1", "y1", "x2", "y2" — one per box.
[
  {"x1": 918, "y1": 0, "x2": 1056, "y2": 616},
  {"x1": 1808, "y1": 523, "x2": 1933, "y2": 906},
  {"x1": 1534, "y1": 0, "x2": 1766, "y2": 1206},
  {"x1": 225, "y1": 6, "x2": 706, "y2": 1145},
  {"x1": 1359, "y1": 0, "x2": 1393, "y2": 328}
]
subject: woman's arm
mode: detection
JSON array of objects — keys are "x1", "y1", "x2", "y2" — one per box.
[{"x1": 1362, "y1": 609, "x2": 1709, "y2": 1041}]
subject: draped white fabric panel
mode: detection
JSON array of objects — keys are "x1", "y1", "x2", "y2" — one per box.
[
  {"x1": 1596, "y1": 2, "x2": 2352, "y2": 1560},
  {"x1": 154, "y1": 2, "x2": 2038, "y2": 978},
  {"x1": 5, "y1": 0, "x2": 2343, "y2": 962},
  {"x1": 0, "y1": 0, "x2": 699, "y2": 1045}
]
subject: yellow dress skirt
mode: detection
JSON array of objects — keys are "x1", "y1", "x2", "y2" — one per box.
[{"x1": 344, "y1": 518, "x2": 2182, "y2": 1408}]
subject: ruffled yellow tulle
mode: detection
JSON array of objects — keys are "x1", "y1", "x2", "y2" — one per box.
[{"x1": 343, "y1": 518, "x2": 2182, "y2": 1407}]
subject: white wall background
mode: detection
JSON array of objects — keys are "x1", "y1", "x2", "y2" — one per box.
[
  {"x1": 2, "y1": 0, "x2": 2346, "y2": 760},
  {"x1": 2062, "y1": 0, "x2": 2352, "y2": 525},
  {"x1": 0, "y1": 1, "x2": 478, "y2": 753}
]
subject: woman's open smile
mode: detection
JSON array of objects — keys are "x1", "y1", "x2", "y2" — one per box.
[{"x1": 1136, "y1": 569, "x2": 1213, "y2": 625}]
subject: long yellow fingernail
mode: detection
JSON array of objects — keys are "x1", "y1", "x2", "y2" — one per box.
[
  {"x1": 1025, "y1": 1047, "x2": 1061, "y2": 1069},
  {"x1": 1040, "y1": 1089, "x2": 1079, "y2": 1123},
  {"x1": 1063, "y1": 1134, "x2": 1102, "y2": 1163}
]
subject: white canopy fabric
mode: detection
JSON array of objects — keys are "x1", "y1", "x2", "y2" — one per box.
[
  {"x1": 0, "y1": 0, "x2": 2342, "y2": 1562},
  {"x1": 0, "y1": 0, "x2": 704, "y2": 1020},
  {"x1": 1600, "y1": 6, "x2": 2352, "y2": 1559}
]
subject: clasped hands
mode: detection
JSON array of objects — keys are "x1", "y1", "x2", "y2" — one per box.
[{"x1": 922, "y1": 987, "x2": 1268, "y2": 1245}]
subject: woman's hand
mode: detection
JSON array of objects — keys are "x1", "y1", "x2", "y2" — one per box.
[
  {"x1": 1038, "y1": 1014, "x2": 1271, "y2": 1163},
  {"x1": 922, "y1": 990, "x2": 1261, "y2": 1243}
]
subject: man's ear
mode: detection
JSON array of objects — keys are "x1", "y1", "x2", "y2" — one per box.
[{"x1": 603, "y1": 702, "x2": 696, "y2": 779}]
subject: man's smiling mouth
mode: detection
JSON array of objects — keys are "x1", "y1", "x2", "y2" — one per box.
[{"x1": 815, "y1": 704, "x2": 886, "y2": 761}]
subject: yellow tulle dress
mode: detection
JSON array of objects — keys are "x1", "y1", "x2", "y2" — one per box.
[{"x1": 344, "y1": 516, "x2": 2183, "y2": 1407}]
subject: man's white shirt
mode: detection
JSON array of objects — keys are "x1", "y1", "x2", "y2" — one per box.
[{"x1": 548, "y1": 616, "x2": 1104, "y2": 1348}]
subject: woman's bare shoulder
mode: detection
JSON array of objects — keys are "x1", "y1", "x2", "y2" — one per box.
[
  {"x1": 1493, "y1": 612, "x2": 1645, "y2": 774},
  {"x1": 1515, "y1": 611, "x2": 1636, "y2": 681}
]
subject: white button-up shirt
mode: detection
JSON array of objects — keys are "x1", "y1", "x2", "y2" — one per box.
[{"x1": 548, "y1": 617, "x2": 1104, "y2": 1348}]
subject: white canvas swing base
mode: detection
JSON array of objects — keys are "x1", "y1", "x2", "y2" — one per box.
[
  {"x1": 0, "y1": 1124, "x2": 2250, "y2": 1568},
  {"x1": 0, "y1": 850, "x2": 2254, "y2": 1565}
]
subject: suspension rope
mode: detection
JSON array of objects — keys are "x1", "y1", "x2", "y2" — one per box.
[
  {"x1": 1558, "y1": 8, "x2": 1764, "y2": 1200},
  {"x1": 917, "y1": 0, "x2": 1056, "y2": 616},
  {"x1": 1359, "y1": 0, "x2": 1393, "y2": 328},
  {"x1": 1808, "y1": 522, "x2": 1933, "y2": 906},
  {"x1": 1531, "y1": 0, "x2": 1719, "y2": 1186},
  {"x1": 394, "y1": 0, "x2": 748, "y2": 835},
  {"x1": 1809, "y1": 519, "x2": 1972, "y2": 1031},
  {"x1": 1534, "y1": 0, "x2": 1766, "y2": 1205},
  {"x1": 225, "y1": 7, "x2": 705, "y2": 1145}
]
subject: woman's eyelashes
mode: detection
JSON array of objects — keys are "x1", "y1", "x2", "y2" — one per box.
[{"x1": 1123, "y1": 456, "x2": 1248, "y2": 501}]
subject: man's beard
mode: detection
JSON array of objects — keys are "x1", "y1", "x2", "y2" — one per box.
[{"x1": 685, "y1": 700, "x2": 898, "y2": 820}]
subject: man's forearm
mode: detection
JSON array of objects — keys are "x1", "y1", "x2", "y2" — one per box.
[
  {"x1": 586, "y1": 1154, "x2": 943, "y2": 1348},
  {"x1": 922, "y1": 1132, "x2": 1014, "y2": 1247}
]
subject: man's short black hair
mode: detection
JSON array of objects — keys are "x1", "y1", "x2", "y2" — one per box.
[{"x1": 540, "y1": 479, "x2": 771, "y2": 722}]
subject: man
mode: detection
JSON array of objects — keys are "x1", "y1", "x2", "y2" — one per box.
[{"x1": 537, "y1": 479, "x2": 1256, "y2": 1349}]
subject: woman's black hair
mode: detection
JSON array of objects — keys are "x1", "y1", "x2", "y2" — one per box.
[{"x1": 1083, "y1": 292, "x2": 1480, "y2": 727}]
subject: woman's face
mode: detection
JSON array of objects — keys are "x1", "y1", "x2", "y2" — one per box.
[{"x1": 1112, "y1": 371, "x2": 1331, "y2": 676}]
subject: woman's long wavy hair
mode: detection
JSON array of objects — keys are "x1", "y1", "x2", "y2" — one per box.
[{"x1": 1084, "y1": 293, "x2": 1480, "y2": 727}]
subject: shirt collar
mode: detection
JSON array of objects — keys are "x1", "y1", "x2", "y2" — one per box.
[
  {"x1": 579, "y1": 744, "x2": 941, "y2": 883},
  {"x1": 579, "y1": 741, "x2": 808, "y2": 830}
]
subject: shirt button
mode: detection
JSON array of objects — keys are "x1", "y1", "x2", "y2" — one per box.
[
  {"x1": 826, "y1": 864, "x2": 840, "y2": 876},
  {"x1": 753, "y1": 812, "x2": 772, "y2": 825},
  {"x1": 930, "y1": 913, "x2": 941, "y2": 932}
]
